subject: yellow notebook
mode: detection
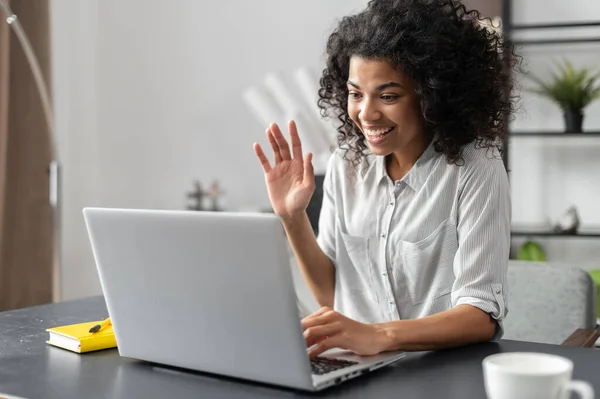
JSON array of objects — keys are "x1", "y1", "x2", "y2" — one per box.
[{"x1": 46, "y1": 320, "x2": 117, "y2": 353}]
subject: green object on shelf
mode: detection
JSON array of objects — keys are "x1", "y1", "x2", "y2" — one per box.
[
  {"x1": 525, "y1": 58, "x2": 600, "y2": 114},
  {"x1": 587, "y1": 269, "x2": 600, "y2": 318},
  {"x1": 517, "y1": 241, "x2": 547, "y2": 262}
]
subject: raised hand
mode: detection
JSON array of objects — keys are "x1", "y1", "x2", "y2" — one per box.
[{"x1": 253, "y1": 121, "x2": 315, "y2": 221}]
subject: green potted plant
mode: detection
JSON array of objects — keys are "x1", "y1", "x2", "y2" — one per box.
[{"x1": 525, "y1": 59, "x2": 600, "y2": 133}]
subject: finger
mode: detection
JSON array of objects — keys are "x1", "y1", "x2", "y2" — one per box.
[
  {"x1": 304, "y1": 323, "x2": 342, "y2": 347},
  {"x1": 306, "y1": 306, "x2": 332, "y2": 319},
  {"x1": 306, "y1": 335, "x2": 327, "y2": 348},
  {"x1": 303, "y1": 152, "x2": 315, "y2": 187},
  {"x1": 308, "y1": 335, "x2": 345, "y2": 359},
  {"x1": 302, "y1": 309, "x2": 337, "y2": 330},
  {"x1": 301, "y1": 306, "x2": 333, "y2": 327},
  {"x1": 266, "y1": 128, "x2": 282, "y2": 164},
  {"x1": 270, "y1": 123, "x2": 292, "y2": 161},
  {"x1": 288, "y1": 120, "x2": 303, "y2": 161},
  {"x1": 253, "y1": 143, "x2": 272, "y2": 173}
]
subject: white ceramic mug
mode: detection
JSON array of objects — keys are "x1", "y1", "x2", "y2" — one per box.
[{"x1": 483, "y1": 352, "x2": 594, "y2": 399}]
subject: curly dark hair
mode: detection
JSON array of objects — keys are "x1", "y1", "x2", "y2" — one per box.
[{"x1": 318, "y1": 0, "x2": 520, "y2": 167}]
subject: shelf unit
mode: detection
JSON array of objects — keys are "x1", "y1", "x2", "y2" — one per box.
[
  {"x1": 501, "y1": 1, "x2": 600, "y2": 238},
  {"x1": 511, "y1": 231, "x2": 600, "y2": 239},
  {"x1": 510, "y1": 131, "x2": 600, "y2": 137},
  {"x1": 513, "y1": 37, "x2": 600, "y2": 46},
  {"x1": 509, "y1": 20, "x2": 600, "y2": 46}
]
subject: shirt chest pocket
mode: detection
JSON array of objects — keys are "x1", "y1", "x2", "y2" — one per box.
[{"x1": 401, "y1": 219, "x2": 458, "y2": 305}]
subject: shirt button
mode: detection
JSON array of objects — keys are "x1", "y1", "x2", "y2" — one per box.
[
  {"x1": 389, "y1": 201, "x2": 394, "y2": 206},
  {"x1": 381, "y1": 233, "x2": 386, "y2": 238},
  {"x1": 382, "y1": 272, "x2": 387, "y2": 277},
  {"x1": 388, "y1": 300, "x2": 395, "y2": 305}
]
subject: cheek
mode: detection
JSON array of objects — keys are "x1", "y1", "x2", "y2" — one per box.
[
  {"x1": 391, "y1": 101, "x2": 420, "y2": 124},
  {"x1": 405, "y1": 97, "x2": 423, "y2": 121},
  {"x1": 347, "y1": 103, "x2": 361, "y2": 125}
]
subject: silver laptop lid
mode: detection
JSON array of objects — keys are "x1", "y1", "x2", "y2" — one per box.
[{"x1": 83, "y1": 207, "x2": 314, "y2": 390}]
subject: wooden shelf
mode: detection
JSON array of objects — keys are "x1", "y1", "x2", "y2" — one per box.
[
  {"x1": 510, "y1": 21, "x2": 600, "y2": 46},
  {"x1": 511, "y1": 21, "x2": 600, "y2": 30},
  {"x1": 513, "y1": 37, "x2": 600, "y2": 46},
  {"x1": 509, "y1": 131, "x2": 600, "y2": 137},
  {"x1": 512, "y1": 230, "x2": 600, "y2": 238}
]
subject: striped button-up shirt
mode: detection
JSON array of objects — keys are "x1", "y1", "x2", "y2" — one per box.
[{"x1": 316, "y1": 140, "x2": 510, "y2": 339}]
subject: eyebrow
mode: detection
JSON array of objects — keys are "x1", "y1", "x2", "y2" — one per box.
[{"x1": 347, "y1": 80, "x2": 404, "y2": 91}]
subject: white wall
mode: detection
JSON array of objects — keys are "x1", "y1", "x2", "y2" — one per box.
[
  {"x1": 50, "y1": 0, "x2": 368, "y2": 301},
  {"x1": 51, "y1": 0, "x2": 600, "y2": 301},
  {"x1": 509, "y1": 0, "x2": 600, "y2": 269},
  {"x1": 50, "y1": 0, "x2": 100, "y2": 300}
]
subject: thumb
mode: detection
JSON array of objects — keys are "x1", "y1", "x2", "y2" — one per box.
[{"x1": 304, "y1": 152, "x2": 315, "y2": 185}]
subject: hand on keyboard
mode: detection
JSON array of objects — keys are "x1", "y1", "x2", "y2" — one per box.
[{"x1": 302, "y1": 306, "x2": 390, "y2": 359}]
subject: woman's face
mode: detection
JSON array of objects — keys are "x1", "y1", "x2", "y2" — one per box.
[{"x1": 347, "y1": 56, "x2": 425, "y2": 157}]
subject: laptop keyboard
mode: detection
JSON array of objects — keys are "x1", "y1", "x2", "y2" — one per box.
[{"x1": 310, "y1": 357, "x2": 359, "y2": 375}]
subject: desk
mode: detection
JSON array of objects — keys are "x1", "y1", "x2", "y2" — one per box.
[{"x1": 0, "y1": 296, "x2": 599, "y2": 399}]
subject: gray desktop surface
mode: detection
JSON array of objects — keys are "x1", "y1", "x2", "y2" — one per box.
[{"x1": 0, "y1": 296, "x2": 599, "y2": 399}]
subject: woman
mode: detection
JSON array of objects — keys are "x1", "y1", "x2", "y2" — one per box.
[{"x1": 253, "y1": 0, "x2": 517, "y2": 359}]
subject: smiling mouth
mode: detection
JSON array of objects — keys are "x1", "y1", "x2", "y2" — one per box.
[{"x1": 364, "y1": 126, "x2": 394, "y2": 139}]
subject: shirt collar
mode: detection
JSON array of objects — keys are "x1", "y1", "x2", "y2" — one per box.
[{"x1": 371, "y1": 138, "x2": 440, "y2": 192}]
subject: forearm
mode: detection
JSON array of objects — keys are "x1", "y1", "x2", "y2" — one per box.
[
  {"x1": 281, "y1": 212, "x2": 335, "y2": 307},
  {"x1": 376, "y1": 305, "x2": 497, "y2": 352}
]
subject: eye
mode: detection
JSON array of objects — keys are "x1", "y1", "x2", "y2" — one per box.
[
  {"x1": 348, "y1": 92, "x2": 362, "y2": 100},
  {"x1": 381, "y1": 95, "x2": 399, "y2": 102}
]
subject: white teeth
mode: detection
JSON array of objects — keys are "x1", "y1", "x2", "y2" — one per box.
[{"x1": 365, "y1": 126, "x2": 393, "y2": 136}]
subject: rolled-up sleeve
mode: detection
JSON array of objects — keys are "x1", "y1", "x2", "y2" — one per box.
[{"x1": 451, "y1": 154, "x2": 510, "y2": 341}]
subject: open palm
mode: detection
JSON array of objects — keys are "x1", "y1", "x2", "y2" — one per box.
[{"x1": 253, "y1": 121, "x2": 315, "y2": 219}]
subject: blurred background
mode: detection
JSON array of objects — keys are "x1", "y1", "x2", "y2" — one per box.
[{"x1": 0, "y1": 0, "x2": 599, "y2": 312}]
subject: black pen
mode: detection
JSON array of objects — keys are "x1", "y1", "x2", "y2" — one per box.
[{"x1": 89, "y1": 317, "x2": 111, "y2": 333}]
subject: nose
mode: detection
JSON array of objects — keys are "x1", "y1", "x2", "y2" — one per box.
[{"x1": 358, "y1": 98, "x2": 381, "y2": 122}]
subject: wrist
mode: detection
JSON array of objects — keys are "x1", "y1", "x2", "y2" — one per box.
[
  {"x1": 279, "y1": 211, "x2": 308, "y2": 227},
  {"x1": 373, "y1": 322, "x2": 400, "y2": 353}
]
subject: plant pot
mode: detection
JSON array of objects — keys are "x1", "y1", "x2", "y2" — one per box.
[{"x1": 563, "y1": 110, "x2": 584, "y2": 133}]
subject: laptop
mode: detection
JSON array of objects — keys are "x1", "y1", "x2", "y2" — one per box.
[{"x1": 82, "y1": 207, "x2": 405, "y2": 391}]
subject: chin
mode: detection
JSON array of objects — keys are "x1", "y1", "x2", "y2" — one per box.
[{"x1": 365, "y1": 143, "x2": 394, "y2": 157}]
